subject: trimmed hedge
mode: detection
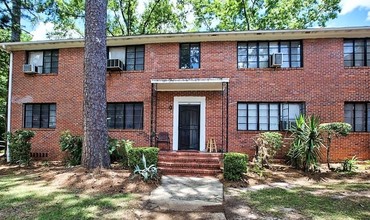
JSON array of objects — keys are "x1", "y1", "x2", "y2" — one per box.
[
  {"x1": 7, "y1": 130, "x2": 35, "y2": 165},
  {"x1": 224, "y1": 152, "x2": 248, "y2": 181},
  {"x1": 128, "y1": 147, "x2": 159, "y2": 169}
]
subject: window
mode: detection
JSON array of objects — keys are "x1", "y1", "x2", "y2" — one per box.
[
  {"x1": 343, "y1": 39, "x2": 370, "y2": 67},
  {"x1": 107, "y1": 45, "x2": 144, "y2": 70},
  {"x1": 107, "y1": 103, "x2": 143, "y2": 129},
  {"x1": 237, "y1": 102, "x2": 304, "y2": 131},
  {"x1": 344, "y1": 103, "x2": 370, "y2": 132},
  {"x1": 237, "y1": 41, "x2": 302, "y2": 68},
  {"x1": 28, "y1": 50, "x2": 59, "y2": 73},
  {"x1": 24, "y1": 103, "x2": 56, "y2": 128},
  {"x1": 180, "y1": 43, "x2": 200, "y2": 69}
]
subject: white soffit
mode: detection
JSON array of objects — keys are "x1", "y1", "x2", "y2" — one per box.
[
  {"x1": 1, "y1": 27, "x2": 370, "y2": 51},
  {"x1": 151, "y1": 78, "x2": 229, "y2": 91}
]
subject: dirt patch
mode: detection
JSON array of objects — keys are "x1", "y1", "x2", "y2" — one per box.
[{"x1": 0, "y1": 160, "x2": 158, "y2": 194}]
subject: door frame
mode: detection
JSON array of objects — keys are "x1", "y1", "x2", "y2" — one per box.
[{"x1": 173, "y1": 97, "x2": 206, "y2": 152}]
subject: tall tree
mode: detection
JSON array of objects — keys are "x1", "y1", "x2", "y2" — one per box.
[
  {"x1": 184, "y1": 0, "x2": 341, "y2": 31},
  {"x1": 41, "y1": 0, "x2": 187, "y2": 37},
  {"x1": 82, "y1": 0, "x2": 110, "y2": 168}
]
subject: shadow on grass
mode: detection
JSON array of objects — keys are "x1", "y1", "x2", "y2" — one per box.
[
  {"x1": 241, "y1": 186, "x2": 370, "y2": 220},
  {"x1": 0, "y1": 174, "x2": 134, "y2": 220}
]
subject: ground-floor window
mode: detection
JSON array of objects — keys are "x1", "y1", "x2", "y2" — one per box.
[
  {"x1": 24, "y1": 103, "x2": 56, "y2": 128},
  {"x1": 344, "y1": 102, "x2": 370, "y2": 132},
  {"x1": 237, "y1": 102, "x2": 304, "y2": 131},
  {"x1": 107, "y1": 102, "x2": 143, "y2": 129}
]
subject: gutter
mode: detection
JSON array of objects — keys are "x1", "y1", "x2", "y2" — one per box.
[{"x1": 6, "y1": 52, "x2": 12, "y2": 162}]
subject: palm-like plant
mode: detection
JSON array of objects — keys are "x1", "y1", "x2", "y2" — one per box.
[{"x1": 288, "y1": 115, "x2": 325, "y2": 172}]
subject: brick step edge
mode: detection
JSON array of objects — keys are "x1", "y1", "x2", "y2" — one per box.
[
  {"x1": 159, "y1": 167, "x2": 222, "y2": 175},
  {"x1": 159, "y1": 151, "x2": 223, "y2": 157},
  {"x1": 159, "y1": 157, "x2": 221, "y2": 163},
  {"x1": 158, "y1": 161, "x2": 220, "y2": 168}
]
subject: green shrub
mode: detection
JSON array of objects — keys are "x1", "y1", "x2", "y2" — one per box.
[
  {"x1": 108, "y1": 137, "x2": 133, "y2": 166},
  {"x1": 7, "y1": 130, "x2": 35, "y2": 165},
  {"x1": 253, "y1": 132, "x2": 283, "y2": 168},
  {"x1": 224, "y1": 152, "x2": 248, "y2": 181},
  {"x1": 288, "y1": 115, "x2": 325, "y2": 172},
  {"x1": 341, "y1": 156, "x2": 358, "y2": 172},
  {"x1": 59, "y1": 130, "x2": 82, "y2": 166},
  {"x1": 128, "y1": 147, "x2": 159, "y2": 169},
  {"x1": 134, "y1": 154, "x2": 158, "y2": 182}
]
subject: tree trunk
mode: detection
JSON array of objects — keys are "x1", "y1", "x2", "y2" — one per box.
[
  {"x1": 327, "y1": 136, "x2": 332, "y2": 170},
  {"x1": 11, "y1": 0, "x2": 21, "y2": 42},
  {"x1": 82, "y1": 0, "x2": 110, "y2": 169}
]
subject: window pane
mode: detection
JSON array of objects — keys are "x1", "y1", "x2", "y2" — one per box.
[
  {"x1": 190, "y1": 44, "x2": 200, "y2": 68},
  {"x1": 248, "y1": 104, "x2": 257, "y2": 130},
  {"x1": 29, "y1": 51, "x2": 43, "y2": 66},
  {"x1": 125, "y1": 104, "x2": 134, "y2": 129},
  {"x1": 344, "y1": 104, "x2": 354, "y2": 131},
  {"x1": 109, "y1": 47, "x2": 126, "y2": 62},
  {"x1": 270, "y1": 104, "x2": 279, "y2": 130},
  {"x1": 368, "y1": 103, "x2": 370, "y2": 131},
  {"x1": 134, "y1": 104, "x2": 143, "y2": 129},
  {"x1": 259, "y1": 104, "x2": 269, "y2": 130},
  {"x1": 354, "y1": 103, "x2": 365, "y2": 131},
  {"x1": 269, "y1": 42, "x2": 279, "y2": 54},
  {"x1": 115, "y1": 104, "x2": 124, "y2": 129}
]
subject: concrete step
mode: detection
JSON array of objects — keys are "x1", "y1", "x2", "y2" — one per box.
[{"x1": 159, "y1": 167, "x2": 222, "y2": 176}]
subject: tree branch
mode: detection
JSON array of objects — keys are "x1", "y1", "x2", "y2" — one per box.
[{"x1": 141, "y1": 0, "x2": 160, "y2": 34}]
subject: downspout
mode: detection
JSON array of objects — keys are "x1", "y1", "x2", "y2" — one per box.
[{"x1": 6, "y1": 52, "x2": 13, "y2": 162}]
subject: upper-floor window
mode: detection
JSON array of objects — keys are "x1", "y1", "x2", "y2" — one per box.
[
  {"x1": 107, "y1": 45, "x2": 144, "y2": 71},
  {"x1": 237, "y1": 102, "x2": 304, "y2": 131},
  {"x1": 27, "y1": 50, "x2": 59, "y2": 73},
  {"x1": 107, "y1": 102, "x2": 143, "y2": 129},
  {"x1": 237, "y1": 41, "x2": 302, "y2": 68},
  {"x1": 24, "y1": 103, "x2": 56, "y2": 128},
  {"x1": 180, "y1": 43, "x2": 200, "y2": 69},
  {"x1": 344, "y1": 103, "x2": 370, "y2": 132},
  {"x1": 343, "y1": 39, "x2": 370, "y2": 67}
]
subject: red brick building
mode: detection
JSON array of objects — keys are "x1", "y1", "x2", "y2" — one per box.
[{"x1": 2, "y1": 27, "x2": 370, "y2": 162}]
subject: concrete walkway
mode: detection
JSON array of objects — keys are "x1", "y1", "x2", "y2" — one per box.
[{"x1": 143, "y1": 175, "x2": 225, "y2": 219}]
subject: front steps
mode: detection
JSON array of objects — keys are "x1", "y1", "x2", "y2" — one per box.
[{"x1": 158, "y1": 151, "x2": 223, "y2": 176}]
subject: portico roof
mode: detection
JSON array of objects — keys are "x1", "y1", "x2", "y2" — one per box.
[{"x1": 151, "y1": 78, "x2": 229, "y2": 91}]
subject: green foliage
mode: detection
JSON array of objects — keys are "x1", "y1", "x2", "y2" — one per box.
[
  {"x1": 185, "y1": 0, "x2": 341, "y2": 31},
  {"x1": 108, "y1": 137, "x2": 133, "y2": 166},
  {"x1": 320, "y1": 122, "x2": 352, "y2": 170},
  {"x1": 253, "y1": 132, "x2": 283, "y2": 168},
  {"x1": 41, "y1": 0, "x2": 187, "y2": 37},
  {"x1": 341, "y1": 156, "x2": 358, "y2": 172},
  {"x1": 320, "y1": 122, "x2": 352, "y2": 136},
  {"x1": 224, "y1": 152, "x2": 248, "y2": 181},
  {"x1": 288, "y1": 114, "x2": 325, "y2": 172},
  {"x1": 7, "y1": 130, "x2": 35, "y2": 165},
  {"x1": 133, "y1": 154, "x2": 158, "y2": 182},
  {"x1": 128, "y1": 147, "x2": 159, "y2": 170},
  {"x1": 59, "y1": 130, "x2": 82, "y2": 166}
]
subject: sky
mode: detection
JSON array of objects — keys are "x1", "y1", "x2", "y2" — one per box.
[{"x1": 30, "y1": 0, "x2": 370, "y2": 41}]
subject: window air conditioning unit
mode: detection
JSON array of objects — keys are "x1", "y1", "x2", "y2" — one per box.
[
  {"x1": 36, "y1": 66, "x2": 43, "y2": 74},
  {"x1": 107, "y1": 59, "x2": 124, "y2": 71},
  {"x1": 23, "y1": 64, "x2": 36, "y2": 74},
  {"x1": 270, "y1": 53, "x2": 283, "y2": 67}
]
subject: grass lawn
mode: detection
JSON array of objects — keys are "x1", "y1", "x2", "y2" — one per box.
[
  {"x1": 241, "y1": 182, "x2": 370, "y2": 220},
  {"x1": 0, "y1": 168, "x2": 143, "y2": 220}
]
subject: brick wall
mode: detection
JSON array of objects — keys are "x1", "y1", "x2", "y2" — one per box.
[{"x1": 10, "y1": 38, "x2": 370, "y2": 161}]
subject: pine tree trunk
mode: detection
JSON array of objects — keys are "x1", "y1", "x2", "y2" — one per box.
[
  {"x1": 11, "y1": 0, "x2": 21, "y2": 42},
  {"x1": 82, "y1": 0, "x2": 110, "y2": 169}
]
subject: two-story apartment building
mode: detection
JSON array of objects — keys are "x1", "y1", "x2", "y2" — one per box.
[{"x1": 1, "y1": 27, "x2": 370, "y2": 162}]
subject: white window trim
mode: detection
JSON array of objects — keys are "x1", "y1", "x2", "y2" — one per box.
[{"x1": 173, "y1": 96, "x2": 206, "y2": 151}]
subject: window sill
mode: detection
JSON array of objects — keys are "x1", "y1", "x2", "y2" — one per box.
[
  {"x1": 179, "y1": 68, "x2": 201, "y2": 71},
  {"x1": 108, "y1": 129, "x2": 144, "y2": 132},
  {"x1": 23, "y1": 128, "x2": 56, "y2": 131},
  {"x1": 237, "y1": 67, "x2": 303, "y2": 71},
  {"x1": 344, "y1": 66, "x2": 370, "y2": 69},
  {"x1": 25, "y1": 73, "x2": 58, "y2": 76},
  {"x1": 106, "y1": 70, "x2": 145, "y2": 74}
]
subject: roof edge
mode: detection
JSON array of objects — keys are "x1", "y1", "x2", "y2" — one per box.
[{"x1": 1, "y1": 26, "x2": 370, "y2": 51}]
